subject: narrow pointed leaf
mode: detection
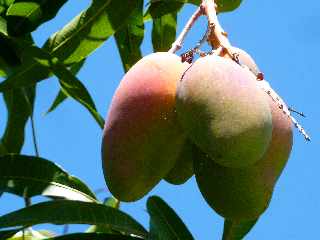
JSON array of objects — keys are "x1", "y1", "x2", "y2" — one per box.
[
  {"x1": 47, "y1": 232, "x2": 143, "y2": 240},
  {"x1": 0, "y1": 0, "x2": 139, "y2": 91},
  {"x1": 0, "y1": 154, "x2": 97, "y2": 202},
  {"x1": 114, "y1": 0, "x2": 144, "y2": 72},
  {"x1": 0, "y1": 200, "x2": 148, "y2": 238},
  {"x1": 53, "y1": 63, "x2": 104, "y2": 129},
  {"x1": 1, "y1": 42, "x2": 104, "y2": 128},
  {"x1": 222, "y1": 219, "x2": 258, "y2": 240},
  {"x1": 1, "y1": 85, "x2": 35, "y2": 153},
  {"x1": 46, "y1": 59, "x2": 86, "y2": 114},
  {"x1": 43, "y1": 0, "x2": 140, "y2": 65},
  {"x1": 6, "y1": 0, "x2": 68, "y2": 36},
  {"x1": 86, "y1": 197, "x2": 121, "y2": 234},
  {"x1": 151, "y1": 6, "x2": 180, "y2": 52},
  {"x1": 147, "y1": 196, "x2": 194, "y2": 240}
]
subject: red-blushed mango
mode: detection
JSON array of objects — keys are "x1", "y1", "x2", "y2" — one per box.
[
  {"x1": 102, "y1": 52, "x2": 189, "y2": 202},
  {"x1": 164, "y1": 139, "x2": 195, "y2": 185},
  {"x1": 194, "y1": 97, "x2": 293, "y2": 220},
  {"x1": 176, "y1": 54, "x2": 272, "y2": 168}
]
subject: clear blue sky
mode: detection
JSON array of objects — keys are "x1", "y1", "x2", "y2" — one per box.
[{"x1": 1, "y1": 1, "x2": 319, "y2": 239}]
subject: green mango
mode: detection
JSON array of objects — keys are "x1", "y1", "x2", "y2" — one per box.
[
  {"x1": 195, "y1": 98, "x2": 293, "y2": 220},
  {"x1": 176, "y1": 54, "x2": 272, "y2": 168}
]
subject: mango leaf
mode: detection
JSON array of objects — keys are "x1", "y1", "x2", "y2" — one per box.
[
  {"x1": 46, "y1": 59, "x2": 86, "y2": 114},
  {"x1": 145, "y1": 0, "x2": 242, "y2": 18},
  {"x1": 51, "y1": 61, "x2": 104, "y2": 129},
  {"x1": 144, "y1": 0, "x2": 184, "y2": 21},
  {"x1": 7, "y1": 228, "x2": 55, "y2": 239},
  {"x1": 114, "y1": 0, "x2": 144, "y2": 72},
  {"x1": 0, "y1": 16, "x2": 7, "y2": 35},
  {"x1": 6, "y1": 0, "x2": 68, "y2": 36},
  {"x1": 0, "y1": 0, "x2": 139, "y2": 91},
  {"x1": 152, "y1": 4, "x2": 181, "y2": 52},
  {"x1": 222, "y1": 219, "x2": 258, "y2": 240},
  {"x1": 86, "y1": 197, "x2": 121, "y2": 234},
  {"x1": 1, "y1": 85, "x2": 35, "y2": 153},
  {"x1": 0, "y1": 200, "x2": 148, "y2": 238},
  {"x1": 0, "y1": 228, "x2": 23, "y2": 239},
  {"x1": 0, "y1": 154, "x2": 97, "y2": 202},
  {"x1": 1, "y1": 41, "x2": 104, "y2": 128},
  {"x1": 147, "y1": 196, "x2": 194, "y2": 240},
  {"x1": 46, "y1": 232, "x2": 143, "y2": 240}
]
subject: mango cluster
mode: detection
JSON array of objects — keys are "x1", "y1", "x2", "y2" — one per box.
[{"x1": 101, "y1": 50, "x2": 293, "y2": 221}]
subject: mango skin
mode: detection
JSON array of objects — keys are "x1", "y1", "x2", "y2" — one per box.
[
  {"x1": 102, "y1": 52, "x2": 188, "y2": 202},
  {"x1": 176, "y1": 55, "x2": 272, "y2": 168},
  {"x1": 164, "y1": 139, "x2": 195, "y2": 185},
  {"x1": 194, "y1": 98, "x2": 293, "y2": 220}
]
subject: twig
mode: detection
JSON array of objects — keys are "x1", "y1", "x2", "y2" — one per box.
[
  {"x1": 169, "y1": 6, "x2": 203, "y2": 53},
  {"x1": 202, "y1": 0, "x2": 235, "y2": 58}
]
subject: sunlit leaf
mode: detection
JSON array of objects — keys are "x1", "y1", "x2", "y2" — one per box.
[
  {"x1": 147, "y1": 195, "x2": 194, "y2": 240},
  {"x1": 0, "y1": 200, "x2": 148, "y2": 238},
  {"x1": 0, "y1": 154, "x2": 97, "y2": 202},
  {"x1": 0, "y1": 0, "x2": 139, "y2": 91},
  {"x1": 46, "y1": 59, "x2": 86, "y2": 114},
  {"x1": 6, "y1": 0, "x2": 68, "y2": 36},
  {"x1": 222, "y1": 219, "x2": 258, "y2": 240}
]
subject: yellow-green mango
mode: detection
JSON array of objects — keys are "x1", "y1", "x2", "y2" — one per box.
[
  {"x1": 194, "y1": 97, "x2": 293, "y2": 220},
  {"x1": 176, "y1": 54, "x2": 272, "y2": 168}
]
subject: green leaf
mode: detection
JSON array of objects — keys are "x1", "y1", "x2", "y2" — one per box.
[
  {"x1": 46, "y1": 232, "x2": 143, "y2": 240},
  {"x1": 1, "y1": 41, "x2": 104, "y2": 128},
  {"x1": 114, "y1": 0, "x2": 143, "y2": 73},
  {"x1": 222, "y1": 219, "x2": 258, "y2": 240},
  {"x1": 1, "y1": 86, "x2": 35, "y2": 153},
  {"x1": 86, "y1": 197, "x2": 121, "y2": 234},
  {"x1": 144, "y1": 1, "x2": 184, "y2": 21},
  {"x1": 6, "y1": 0, "x2": 68, "y2": 36},
  {"x1": 0, "y1": 154, "x2": 97, "y2": 202},
  {"x1": 0, "y1": 0, "x2": 139, "y2": 91},
  {"x1": 0, "y1": 200, "x2": 148, "y2": 238},
  {"x1": 151, "y1": 5, "x2": 180, "y2": 52},
  {"x1": 7, "y1": 228, "x2": 55, "y2": 239},
  {"x1": 43, "y1": 0, "x2": 140, "y2": 65},
  {"x1": 147, "y1": 196, "x2": 194, "y2": 240},
  {"x1": 53, "y1": 62, "x2": 105, "y2": 129},
  {"x1": 0, "y1": 16, "x2": 7, "y2": 35},
  {"x1": 0, "y1": 228, "x2": 22, "y2": 239},
  {"x1": 46, "y1": 59, "x2": 86, "y2": 114}
]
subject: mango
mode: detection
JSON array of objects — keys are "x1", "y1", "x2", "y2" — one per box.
[
  {"x1": 164, "y1": 139, "x2": 195, "y2": 185},
  {"x1": 102, "y1": 52, "x2": 188, "y2": 202},
  {"x1": 176, "y1": 54, "x2": 272, "y2": 168},
  {"x1": 194, "y1": 97, "x2": 293, "y2": 220}
]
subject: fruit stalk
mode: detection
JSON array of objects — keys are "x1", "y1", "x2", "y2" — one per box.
[{"x1": 169, "y1": 6, "x2": 203, "y2": 53}]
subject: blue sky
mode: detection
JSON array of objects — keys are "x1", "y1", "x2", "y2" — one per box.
[{"x1": 1, "y1": 1, "x2": 319, "y2": 239}]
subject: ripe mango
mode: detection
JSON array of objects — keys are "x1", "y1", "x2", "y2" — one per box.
[
  {"x1": 102, "y1": 52, "x2": 188, "y2": 202},
  {"x1": 176, "y1": 54, "x2": 272, "y2": 168},
  {"x1": 194, "y1": 97, "x2": 293, "y2": 220}
]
